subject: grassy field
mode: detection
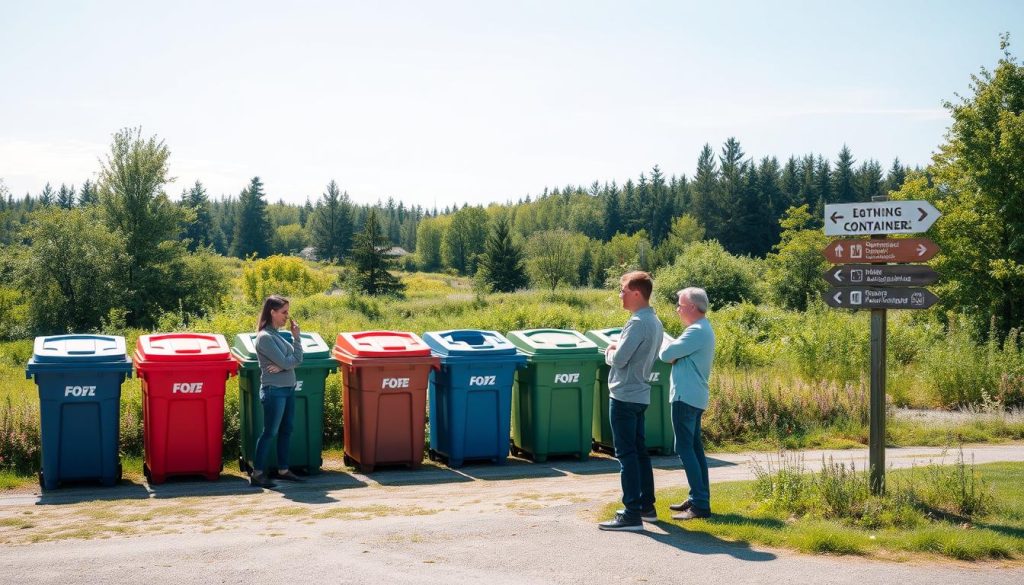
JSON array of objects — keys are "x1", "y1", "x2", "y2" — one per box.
[
  {"x1": 2, "y1": 266, "x2": 1023, "y2": 481},
  {"x1": 604, "y1": 461, "x2": 1024, "y2": 562}
]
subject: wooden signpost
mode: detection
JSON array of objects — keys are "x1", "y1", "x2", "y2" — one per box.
[{"x1": 821, "y1": 198, "x2": 941, "y2": 495}]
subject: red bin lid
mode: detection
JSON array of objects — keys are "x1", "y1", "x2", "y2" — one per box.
[
  {"x1": 135, "y1": 333, "x2": 232, "y2": 362},
  {"x1": 334, "y1": 331, "x2": 431, "y2": 358}
]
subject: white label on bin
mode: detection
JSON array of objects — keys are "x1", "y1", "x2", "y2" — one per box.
[
  {"x1": 295, "y1": 381, "x2": 303, "y2": 392},
  {"x1": 64, "y1": 385, "x2": 96, "y2": 397},
  {"x1": 172, "y1": 382, "x2": 204, "y2": 393},
  {"x1": 554, "y1": 373, "x2": 580, "y2": 384},
  {"x1": 381, "y1": 377, "x2": 410, "y2": 389},
  {"x1": 647, "y1": 372, "x2": 660, "y2": 383},
  {"x1": 469, "y1": 375, "x2": 496, "y2": 386}
]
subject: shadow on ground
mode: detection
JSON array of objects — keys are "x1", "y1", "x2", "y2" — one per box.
[{"x1": 642, "y1": 517, "x2": 779, "y2": 562}]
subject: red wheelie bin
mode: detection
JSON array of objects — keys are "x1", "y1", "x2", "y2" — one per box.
[{"x1": 134, "y1": 333, "x2": 238, "y2": 484}]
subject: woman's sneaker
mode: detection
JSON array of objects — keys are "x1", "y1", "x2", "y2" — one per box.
[{"x1": 598, "y1": 513, "x2": 644, "y2": 531}]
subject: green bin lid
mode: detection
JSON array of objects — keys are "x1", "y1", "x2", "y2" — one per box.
[
  {"x1": 506, "y1": 329, "x2": 599, "y2": 357},
  {"x1": 586, "y1": 327, "x2": 675, "y2": 359},
  {"x1": 584, "y1": 328, "x2": 621, "y2": 349},
  {"x1": 232, "y1": 331, "x2": 331, "y2": 361}
]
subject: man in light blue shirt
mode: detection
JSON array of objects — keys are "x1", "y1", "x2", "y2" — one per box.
[
  {"x1": 598, "y1": 271, "x2": 665, "y2": 532},
  {"x1": 659, "y1": 287, "x2": 715, "y2": 519}
]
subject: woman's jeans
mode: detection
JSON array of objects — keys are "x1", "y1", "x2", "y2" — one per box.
[
  {"x1": 672, "y1": 400, "x2": 710, "y2": 512},
  {"x1": 253, "y1": 385, "x2": 295, "y2": 473}
]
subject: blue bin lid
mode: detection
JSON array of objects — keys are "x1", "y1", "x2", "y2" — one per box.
[
  {"x1": 423, "y1": 329, "x2": 518, "y2": 357},
  {"x1": 31, "y1": 335, "x2": 128, "y2": 363}
]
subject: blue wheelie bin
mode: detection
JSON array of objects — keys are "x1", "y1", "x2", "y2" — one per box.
[
  {"x1": 423, "y1": 330, "x2": 526, "y2": 468},
  {"x1": 25, "y1": 335, "x2": 133, "y2": 489}
]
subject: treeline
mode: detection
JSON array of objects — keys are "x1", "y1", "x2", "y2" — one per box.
[
  {"x1": 0, "y1": 176, "x2": 429, "y2": 260},
  {"x1": 0, "y1": 138, "x2": 914, "y2": 265}
]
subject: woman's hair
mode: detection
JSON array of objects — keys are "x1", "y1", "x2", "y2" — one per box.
[{"x1": 257, "y1": 295, "x2": 290, "y2": 331}]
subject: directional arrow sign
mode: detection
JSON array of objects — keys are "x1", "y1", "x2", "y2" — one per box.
[
  {"x1": 823, "y1": 238, "x2": 939, "y2": 264},
  {"x1": 823, "y1": 287, "x2": 940, "y2": 310},
  {"x1": 824, "y1": 200, "x2": 941, "y2": 236},
  {"x1": 823, "y1": 265, "x2": 939, "y2": 287}
]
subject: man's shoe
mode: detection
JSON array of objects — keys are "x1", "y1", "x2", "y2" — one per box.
[
  {"x1": 274, "y1": 470, "x2": 305, "y2": 482},
  {"x1": 671, "y1": 508, "x2": 711, "y2": 520},
  {"x1": 249, "y1": 471, "x2": 276, "y2": 488},
  {"x1": 598, "y1": 513, "x2": 644, "y2": 532},
  {"x1": 668, "y1": 500, "x2": 693, "y2": 512},
  {"x1": 617, "y1": 508, "x2": 658, "y2": 522}
]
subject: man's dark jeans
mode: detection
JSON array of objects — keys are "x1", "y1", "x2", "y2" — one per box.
[
  {"x1": 672, "y1": 400, "x2": 710, "y2": 512},
  {"x1": 610, "y1": 398, "x2": 655, "y2": 522}
]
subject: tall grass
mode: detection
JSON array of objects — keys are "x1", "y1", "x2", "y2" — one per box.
[{"x1": 2, "y1": 268, "x2": 1023, "y2": 476}]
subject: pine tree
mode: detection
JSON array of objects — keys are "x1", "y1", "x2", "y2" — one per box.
[
  {"x1": 231, "y1": 177, "x2": 273, "y2": 258},
  {"x1": 780, "y1": 156, "x2": 801, "y2": 210},
  {"x1": 477, "y1": 213, "x2": 528, "y2": 292},
  {"x1": 855, "y1": 159, "x2": 884, "y2": 201},
  {"x1": 56, "y1": 183, "x2": 76, "y2": 209},
  {"x1": 691, "y1": 144, "x2": 720, "y2": 241},
  {"x1": 602, "y1": 185, "x2": 621, "y2": 239},
  {"x1": 648, "y1": 165, "x2": 672, "y2": 246},
  {"x1": 351, "y1": 210, "x2": 404, "y2": 296},
  {"x1": 309, "y1": 180, "x2": 354, "y2": 262},
  {"x1": 181, "y1": 180, "x2": 219, "y2": 251},
  {"x1": 831, "y1": 145, "x2": 857, "y2": 203},
  {"x1": 38, "y1": 183, "x2": 54, "y2": 207},
  {"x1": 78, "y1": 179, "x2": 99, "y2": 206},
  {"x1": 885, "y1": 158, "x2": 908, "y2": 194}
]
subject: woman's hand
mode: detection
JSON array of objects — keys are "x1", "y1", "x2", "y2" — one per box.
[
  {"x1": 267, "y1": 364, "x2": 282, "y2": 374},
  {"x1": 290, "y1": 317, "x2": 300, "y2": 338}
]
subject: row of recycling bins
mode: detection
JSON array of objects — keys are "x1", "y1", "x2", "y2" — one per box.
[{"x1": 26, "y1": 328, "x2": 675, "y2": 489}]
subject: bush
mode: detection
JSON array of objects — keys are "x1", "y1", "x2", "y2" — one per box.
[
  {"x1": 240, "y1": 255, "x2": 335, "y2": 306},
  {"x1": 654, "y1": 240, "x2": 760, "y2": 307}
]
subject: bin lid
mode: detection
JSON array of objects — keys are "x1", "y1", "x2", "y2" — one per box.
[
  {"x1": 135, "y1": 333, "x2": 231, "y2": 362},
  {"x1": 30, "y1": 334, "x2": 128, "y2": 363},
  {"x1": 422, "y1": 329, "x2": 518, "y2": 357},
  {"x1": 232, "y1": 331, "x2": 332, "y2": 361},
  {"x1": 586, "y1": 328, "x2": 675, "y2": 357},
  {"x1": 506, "y1": 329, "x2": 599, "y2": 357},
  {"x1": 334, "y1": 331, "x2": 431, "y2": 358}
]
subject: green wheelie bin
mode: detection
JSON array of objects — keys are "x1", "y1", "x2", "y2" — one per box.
[
  {"x1": 506, "y1": 329, "x2": 602, "y2": 462},
  {"x1": 585, "y1": 328, "x2": 674, "y2": 455},
  {"x1": 231, "y1": 331, "x2": 338, "y2": 475}
]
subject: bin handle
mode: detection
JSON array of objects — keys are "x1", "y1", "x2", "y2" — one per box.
[{"x1": 555, "y1": 342, "x2": 577, "y2": 347}]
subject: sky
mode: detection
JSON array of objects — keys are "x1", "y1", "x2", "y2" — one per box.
[{"x1": 0, "y1": 1, "x2": 1020, "y2": 208}]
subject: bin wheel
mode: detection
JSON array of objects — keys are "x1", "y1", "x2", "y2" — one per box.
[
  {"x1": 117, "y1": 463, "x2": 123, "y2": 482},
  {"x1": 38, "y1": 472, "x2": 44, "y2": 490},
  {"x1": 143, "y1": 463, "x2": 151, "y2": 482},
  {"x1": 427, "y1": 449, "x2": 439, "y2": 462},
  {"x1": 343, "y1": 453, "x2": 354, "y2": 468}
]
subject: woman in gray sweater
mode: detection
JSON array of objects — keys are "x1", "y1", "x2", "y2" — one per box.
[{"x1": 250, "y1": 295, "x2": 305, "y2": 487}]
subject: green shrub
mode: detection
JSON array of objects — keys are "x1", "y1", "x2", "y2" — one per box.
[
  {"x1": 654, "y1": 240, "x2": 760, "y2": 307},
  {"x1": 240, "y1": 255, "x2": 335, "y2": 306}
]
